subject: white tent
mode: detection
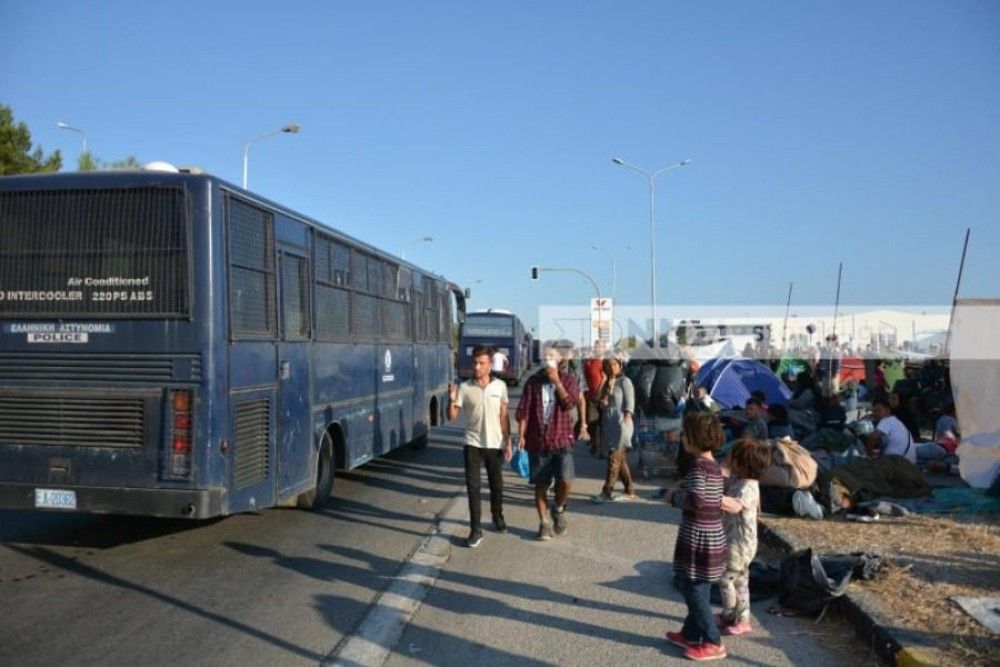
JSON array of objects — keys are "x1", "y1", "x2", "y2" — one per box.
[{"x1": 949, "y1": 299, "x2": 1000, "y2": 489}]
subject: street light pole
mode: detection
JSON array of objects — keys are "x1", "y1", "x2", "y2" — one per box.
[
  {"x1": 242, "y1": 122, "x2": 301, "y2": 189},
  {"x1": 591, "y1": 244, "x2": 615, "y2": 302},
  {"x1": 612, "y1": 156, "x2": 691, "y2": 347},
  {"x1": 56, "y1": 121, "x2": 87, "y2": 155}
]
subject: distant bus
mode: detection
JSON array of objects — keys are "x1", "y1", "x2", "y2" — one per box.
[
  {"x1": 458, "y1": 310, "x2": 530, "y2": 385},
  {"x1": 0, "y1": 169, "x2": 465, "y2": 518}
]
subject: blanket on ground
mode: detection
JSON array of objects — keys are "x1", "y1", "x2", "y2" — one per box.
[{"x1": 830, "y1": 455, "x2": 931, "y2": 504}]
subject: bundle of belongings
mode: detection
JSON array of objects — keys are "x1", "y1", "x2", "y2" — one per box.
[
  {"x1": 824, "y1": 455, "x2": 932, "y2": 513},
  {"x1": 773, "y1": 549, "x2": 884, "y2": 617},
  {"x1": 626, "y1": 358, "x2": 690, "y2": 417},
  {"x1": 755, "y1": 437, "x2": 824, "y2": 518}
]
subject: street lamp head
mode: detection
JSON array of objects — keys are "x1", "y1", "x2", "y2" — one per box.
[
  {"x1": 56, "y1": 121, "x2": 69, "y2": 129},
  {"x1": 282, "y1": 123, "x2": 301, "y2": 134},
  {"x1": 422, "y1": 236, "x2": 433, "y2": 242},
  {"x1": 680, "y1": 159, "x2": 692, "y2": 166},
  {"x1": 611, "y1": 157, "x2": 624, "y2": 165}
]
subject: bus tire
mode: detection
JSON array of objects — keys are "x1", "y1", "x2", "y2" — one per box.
[
  {"x1": 298, "y1": 431, "x2": 335, "y2": 510},
  {"x1": 411, "y1": 399, "x2": 434, "y2": 450},
  {"x1": 411, "y1": 432, "x2": 428, "y2": 450}
]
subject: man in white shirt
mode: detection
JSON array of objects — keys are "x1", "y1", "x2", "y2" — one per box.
[
  {"x1": 490, "y1": 348, "x2": 509, "y2": 380},
  {"x1": 866, "y1": 397, "x2": 916, "y2": 464},
  {"x1": 448, "y1": 345, "x2": 512, "y2": 548}
]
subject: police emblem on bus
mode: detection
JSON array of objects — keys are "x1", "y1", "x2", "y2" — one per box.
[{"x1": 384, "y1": 350, "x2": 392, "y2": 373}]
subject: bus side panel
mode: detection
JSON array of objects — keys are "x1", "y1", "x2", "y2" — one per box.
[
  {"x1": 412, "y1": 344, "x2": 429, "y2": 440},
  {"x1": 227, "y1": 342, "x2": 278, "y2": 512},
  {"x1": 313, "y1": 343, "x2": 376, "y2": 468},
  {"x1": 277, "y1": 341, "x2": 312, "y2": 498},
  {"x1": 375, "y1": 343, "x2": 414, "y2": 455}
]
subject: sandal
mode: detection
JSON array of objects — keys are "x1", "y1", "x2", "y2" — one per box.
[
  {"x1": 613, "y1": 493, "x2": 638, "y2": 502},
  {"x1": 590, "y1": 494, "x2": 613, "y2": 504}
]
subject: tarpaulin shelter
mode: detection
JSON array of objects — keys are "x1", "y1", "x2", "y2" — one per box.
[
  {"x1": 696, "y1": 358, "x2": 792, "y2": 409},
  {"x1": 839, "y1": 356, "x2": 865, "y2": 384},
  {"x1": 950, "y1": 299, "x2": 1000, "y2": 489},
  {"x1": 777, "y1": 356, "x2": 808, "y2": 381}
]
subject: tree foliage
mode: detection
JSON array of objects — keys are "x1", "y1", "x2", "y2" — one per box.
[
  {"x1": 0, "y1": 104, "x2": 62, "y2": 175},
  {"x1": 78, "y1": 152, "x2": 143, "y2": 172}
]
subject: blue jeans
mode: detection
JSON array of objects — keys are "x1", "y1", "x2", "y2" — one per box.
[{"x1": 677, "y1": 576, "x2": 722, "y2": 645}]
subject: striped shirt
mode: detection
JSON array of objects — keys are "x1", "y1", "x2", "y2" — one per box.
[{"x1": 671, "y1": 458, "x2": 726, "y2": 582}]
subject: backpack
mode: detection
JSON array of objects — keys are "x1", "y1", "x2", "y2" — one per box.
[{"x1": 778, "y1": 548, "x2": 852, "y2": 616}]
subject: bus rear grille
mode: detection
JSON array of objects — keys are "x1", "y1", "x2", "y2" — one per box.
[
  {"x1": 0, "y1": 394, "x2": 144, "y2": 448},
  {"x1": 0, "y1": 353, "x2": 202, "y2": 383},
  {"x1": 234, "y1": 399, "x2": 270, "y2": 489}
]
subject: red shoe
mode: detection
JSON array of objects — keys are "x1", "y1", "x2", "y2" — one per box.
[
  {"x1": 723, "y1": 620, "x2": 752, "y2": 636},
  {"x1": 665, "y1": 630, "x2": 696, "y2": 648},
  {"x1": 684, "y1": 642, "x2": 727, "y2": 661}
]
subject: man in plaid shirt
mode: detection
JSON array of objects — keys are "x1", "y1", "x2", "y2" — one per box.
[{"x1": 516, "y1": 341, "x2": 580, "y2": 540}]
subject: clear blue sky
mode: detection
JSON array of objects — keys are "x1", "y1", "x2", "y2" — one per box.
[{"x1": 4, "y1": 1, "x2": 998, "y2": 331}]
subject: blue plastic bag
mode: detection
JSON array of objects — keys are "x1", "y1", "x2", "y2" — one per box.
[{"x1": 510, "y1": 447, "x2": 530, "y2": 478}]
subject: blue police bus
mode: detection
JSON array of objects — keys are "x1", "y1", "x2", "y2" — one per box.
[
  {"x1": 0, "y1": 168, "x2": 465, "y2": 518},
  {"x1": 457, "y1": 309, "x2": 530, "y2": 385}
]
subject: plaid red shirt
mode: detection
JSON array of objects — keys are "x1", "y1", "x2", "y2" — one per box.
[{"x1": 516, "y1": 368, "x2": 580, "y2": 453}]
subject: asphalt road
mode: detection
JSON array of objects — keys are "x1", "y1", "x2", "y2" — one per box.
[
  {"x1": 1, "y1": 380, "x2": 878, "y2": 666},
  {"x1": 0, "y1": 435, "x2": 461, "y2": 666}
]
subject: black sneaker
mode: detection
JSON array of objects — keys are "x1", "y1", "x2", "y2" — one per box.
[
  {"x1": 466, "y1": 530, "x2": 483, "y2": 548},
  {"x1": 552, "y1": 508, "x2": 568, "y2": 536},
  {"x1": 492, "y1": 514, "x2": 507, "y2": 533},
  {"x1": 536, "y1": 521, "x2": 553, "y2": 541}
]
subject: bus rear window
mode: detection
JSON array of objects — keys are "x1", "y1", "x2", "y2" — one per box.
[
  {"x1": 464, "y1": 316, "x2": 513, "y2": 337},
  {"x1": 0, "y1": 187, "x2": 189, "y2": 317}
]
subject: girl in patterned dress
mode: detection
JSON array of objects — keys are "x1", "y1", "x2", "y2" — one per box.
[
  {"x1": 665, "y1": 413, "x2": 727, "y2": 662},
  {"x1": 717, "y1": 437, "x2": 772, "y2": 635}
]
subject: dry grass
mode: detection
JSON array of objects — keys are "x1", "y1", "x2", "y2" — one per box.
[{"x1": 764, "y1": 513, "x2": 1000, "y2": 667}]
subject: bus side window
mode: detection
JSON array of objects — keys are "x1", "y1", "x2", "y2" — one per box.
[{"x1": 228, "y1": 198, "x2": 276, "y2": 339}]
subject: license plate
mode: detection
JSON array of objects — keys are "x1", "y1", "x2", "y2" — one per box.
[{"x1": 35, "y1": 488, "x2": 77, "y2": 510}]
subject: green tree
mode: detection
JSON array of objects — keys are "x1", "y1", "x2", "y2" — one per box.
[
  {"x1": 0, "y1": 104, "x2": 62, "y2": 175},
  {"x1": 79, "y1": 153, "x2": 143, "y2": 171},
  {"x1": 78, "y1": 151, "x2": 98, "y2": 172}
]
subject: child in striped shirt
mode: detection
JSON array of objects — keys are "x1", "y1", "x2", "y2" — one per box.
[{"x1": 666, "y1": 412, "x2": 727, "y2": 662}]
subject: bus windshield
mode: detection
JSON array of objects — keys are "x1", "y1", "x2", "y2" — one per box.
[
  {"x1": 463, "y1": 316, "x2": 513, "y2": 337},
  {"x1": 0, "y1": 187, "x2": 189, "y2": 318}
]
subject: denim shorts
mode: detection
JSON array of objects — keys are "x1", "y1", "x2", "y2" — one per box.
[{"x1": 528, "y1": 449, "x2": 575, "y2": 486}]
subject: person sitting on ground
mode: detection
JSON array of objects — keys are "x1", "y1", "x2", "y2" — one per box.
[
  {"x1": 866, "y1": 397, "x2": 916, "y2": 464},
  {"x1": 788, "y1": 370, "x2": 819, "y2": 411},
  {"x1": 917, "y1": 402, "x2": 960, "y2": 468},
  {"x1": 742, "y1": 397, "x2": 769, "y2": 440},
  {"x1": 889, "y1": 390, "x2": 921, "y2": 442},
  {"x1": 767, "y1": 404, "x2": 794, "y2": 439},
  {"x1": 818, "y1": 393, "x2": 847, "y2": 432},
  {"x1": 691, "y1": 385, "x2": 720, "y2": 413},
  {"x1": 872, "y1": 360, "x2": 887, "y2": 399},
  {"x1": 934, "y1": 402, "x2": 960, "y2": 442}
]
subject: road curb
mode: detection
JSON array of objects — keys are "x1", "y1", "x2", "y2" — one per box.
[
  {"x1": 323, "y1": 492, "x2": 467, "y2": 667},
  {"x1": 758, "y1": 519, "x2": 944, "y2": 667}
]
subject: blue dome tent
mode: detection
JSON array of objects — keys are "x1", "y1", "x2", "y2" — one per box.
[{"x1": 696, "y1": 358, "x2": 792, "y2": 409}]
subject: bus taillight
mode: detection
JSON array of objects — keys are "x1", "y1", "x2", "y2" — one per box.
[{"x1": 170, "y1": 390, "x2": 193, "y2": 477}]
